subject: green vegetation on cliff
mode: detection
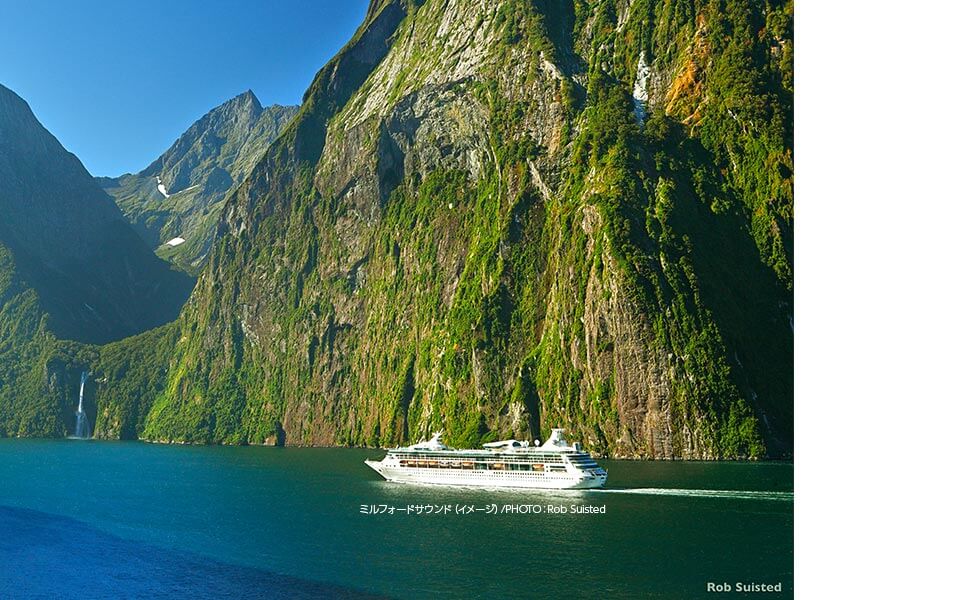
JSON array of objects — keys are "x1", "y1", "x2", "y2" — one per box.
[
  {"x1": 2, "y1": 1, "x2": 792, "y2": 459},
  {"x1": 0, "y1": 83, "x2": 193, "y2": 438},
  {"x1": 135, "y1": 0, "x2": 792, "y2": 458},
  {"x1": 92, "y1": 324, "x2": 180, "y2": 440},
  {"x1": 1, "y1": 236, "x2": 180, "y2": 440},
  {"x1": 0, "y1": 244, "x2": 70, "y2": 437}
]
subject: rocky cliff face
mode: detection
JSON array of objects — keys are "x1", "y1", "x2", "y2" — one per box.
[
  {"x1": 98, "y1": 91, "x2": 298, "y2": 272},
  {"x1": 140, "y1": 0, "x2": 793, "y2": 458}
]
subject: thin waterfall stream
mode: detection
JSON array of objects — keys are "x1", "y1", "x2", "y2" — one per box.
[{"x1": 71, "y1": 372, "x2": 90, "y2": 439}]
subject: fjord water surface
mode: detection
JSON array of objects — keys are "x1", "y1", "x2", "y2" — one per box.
[{"x1": 0, "y1": 440, "x2": 792, "y2": 598}]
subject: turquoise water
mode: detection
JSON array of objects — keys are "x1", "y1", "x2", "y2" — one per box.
[{"x1": 0, "y1": 440, "x2": 792, "y2": 598}]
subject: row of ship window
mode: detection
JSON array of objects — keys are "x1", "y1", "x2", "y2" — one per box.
[
  {"x1": 391, "y1": 453, "x2": 567, "y2": 462},
  {"x1": 398, "y1": 470, "x2": 556, "y2": 477},
  {"x1": 396, "y1": 459, "x2": 567, "y2": 472}
]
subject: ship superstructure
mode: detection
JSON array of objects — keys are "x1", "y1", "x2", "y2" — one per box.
[{"x1": 364, "y1": 429, "x2": 607, "y2": 489}]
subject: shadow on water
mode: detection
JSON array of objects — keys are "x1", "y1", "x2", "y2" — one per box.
[{"x1": 0, "y1": 505, "x2": 390, "y2": 600}]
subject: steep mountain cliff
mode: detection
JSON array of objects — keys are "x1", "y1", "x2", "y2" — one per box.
[
  {"x1": 0, "y1": 83, "x2": 194, "y2": 436},
  {"x1": 0, "y1": 84, "x2": 194, "y2": 344},
  {"x1": 98, "y1": 91, "x2": 297, "y2": 272},
  {"x1": 136, "y1": 0, "x2": 793, "y2": 458}
]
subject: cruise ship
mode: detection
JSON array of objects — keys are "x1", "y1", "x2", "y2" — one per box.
[{"x1": 364, "y1": 429, "x2": 607, "y2": 489}]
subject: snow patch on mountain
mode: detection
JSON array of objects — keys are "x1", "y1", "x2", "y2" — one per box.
[
  {"x1": 174, "y1": 184, "x2": 200, "y2": 195},
  {"x1": 156, "y1": 176, "x2": 170, "y2": 198}
]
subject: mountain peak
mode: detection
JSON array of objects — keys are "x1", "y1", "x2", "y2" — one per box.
[
  {"x1": 143, "y1": 0, "x2": 794, "y2": 457},
  {"x1": 235, "y1": 89, "x2": 262, "y2": 111},
  {"x1": 0, "y1": 83, "x2": 46, "y2": 143},
  {"x1": 104, "y1": 90, "x2": 298, "y2": 270},
  {"x1": 0, "y1": 82, "x2": 27, "y2": 106}
]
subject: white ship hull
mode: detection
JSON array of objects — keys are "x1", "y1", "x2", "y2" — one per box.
[
  {"x1": 365, "y1": 429, "x2": 607, "y2": 490},
  {"x1": 365, "y1": 459, "x2": 607, "y2": 490}
]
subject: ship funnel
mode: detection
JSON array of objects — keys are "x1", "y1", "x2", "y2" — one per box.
[{"x1": 541, "y1": 428, "x2": 569, "y2": 449}]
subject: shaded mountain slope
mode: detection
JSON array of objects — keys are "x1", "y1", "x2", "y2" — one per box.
[
  {"x1": 0, "y1": 83, "x2": 193, "y2": 436},
  {"x1": 0, "y1": 84, "x2": 194, "y2": 345}
]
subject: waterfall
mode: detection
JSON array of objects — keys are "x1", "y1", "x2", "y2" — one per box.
[
  {"x1": 632, "y1": 52, "x2": 650, "y2": 126},
  {"x1": 73, "y1": 372, "x2": 90, "y2": 439}
]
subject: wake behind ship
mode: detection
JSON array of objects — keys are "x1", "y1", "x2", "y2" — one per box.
[{"x1": 365, "y1": 429, "x2": 607, "y2": 489}]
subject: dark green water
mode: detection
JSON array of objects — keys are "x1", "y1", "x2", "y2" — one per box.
[{"x1": 0, "y1": 440, "x2": 792, "y2": 598}]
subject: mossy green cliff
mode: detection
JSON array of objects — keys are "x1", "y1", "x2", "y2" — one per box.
[
  {"x1": 137, "y1": 0, "x2": 792, "y2": 458},
  {"x1": 1, "y1": 1, "x2": 791, "y2": 458}
]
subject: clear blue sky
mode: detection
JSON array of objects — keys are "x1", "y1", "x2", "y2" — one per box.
[{"x1": 0, "y1": 0, "x2": 368, "y2": 176}]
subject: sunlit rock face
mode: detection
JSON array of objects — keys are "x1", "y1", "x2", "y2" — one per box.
[
  {"x1": 138, "y1": 0, "x2": 793, "y2": 459},
  {"x1": 98, "y1": 90, "x2": 298, "y2": 272}
]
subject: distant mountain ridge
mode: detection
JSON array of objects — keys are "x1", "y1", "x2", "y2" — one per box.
[{"x1": 98, "y1": 91, "x2": 298, "y2": 271}]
